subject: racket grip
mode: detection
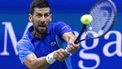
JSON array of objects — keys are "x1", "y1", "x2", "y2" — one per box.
[
  {"x1": 64, "y1": 48, "x2": 72, "y2": 55},
  {"x1": 64, "y1": 49, "x2": 70, "y2": 54}
]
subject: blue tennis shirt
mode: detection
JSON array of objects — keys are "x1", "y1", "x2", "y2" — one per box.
[{"x1": 16, "y1": 21, "x2": 72, "y2": 69}]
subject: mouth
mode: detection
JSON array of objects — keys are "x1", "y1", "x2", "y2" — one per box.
[{"x1": 38, "y1": 25, "x2": 46, "y2": 29}]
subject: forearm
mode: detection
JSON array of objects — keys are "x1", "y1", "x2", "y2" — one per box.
[
  {"x1": 62, "y1": 32, "x2": 76, "y2": 42},
  {"x1": 62, "y1": 32, "x2": 80, "y2": 53},
  {"x1": 24, "y1": 54, "x2": 51, "y2": 69},
  {"x1": 29, "y1": 57, "x2": 49, "y2": 69}
]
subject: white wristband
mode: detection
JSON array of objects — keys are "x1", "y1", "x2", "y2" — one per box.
[{"x1": 46, "y1": 51, "x2": 56, "y2": 64}]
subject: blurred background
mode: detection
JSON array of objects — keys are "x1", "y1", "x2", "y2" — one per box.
[{"x1": 0, "y1": 0, "x2": 122, "y2": 69}]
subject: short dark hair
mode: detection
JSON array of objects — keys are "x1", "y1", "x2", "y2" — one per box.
[{"x1": 30, "y1": 0, "x2": 50, "y2": 14}]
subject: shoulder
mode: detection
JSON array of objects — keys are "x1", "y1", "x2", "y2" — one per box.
[
  {"x1": 17, "y1": 25, "x2": 34, "y2": 48},
  {"x1": 16, "y1": 37, "x2": 34, "y2": 51},
  {"x1": 17, "y1": 38, "x2": 31, "y2": 46}
]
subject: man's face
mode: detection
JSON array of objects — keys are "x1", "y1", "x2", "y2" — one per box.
[{"x1": 29, "y1": 7, "x2": 51, "y2": 34}]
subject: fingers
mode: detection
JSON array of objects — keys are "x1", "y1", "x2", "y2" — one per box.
[
  {"x1": 53, "y1": 48, "x2": 69, "y2": 61},
  {"x1": 69, "y1": 40, "x2": 80, "y2": 47},
  {"x1": 68, "y1": 37, "x2": 80, "y2": 47},
  {"x1": 66, "y1": 44, "x2": 80, "y2": 53},
  {"x1": 67, "y1": 41, "x2": 80, "y2": 53}
]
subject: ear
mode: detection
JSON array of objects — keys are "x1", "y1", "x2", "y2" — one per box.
[{"x1": 29, "y1": 14, "x2": 32, "y2": 22}]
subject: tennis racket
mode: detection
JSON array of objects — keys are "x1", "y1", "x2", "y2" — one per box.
[
  {"x1": 56, "y1": 0, "x2": 117, "y2": 69},
  {"x1": 74, "y1": 0, "x2": 117, "y2": 44}
]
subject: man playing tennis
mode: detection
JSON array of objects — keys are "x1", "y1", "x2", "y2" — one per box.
[{"x1": 16, "y1": 0, "x2": 80, "y2": 69}]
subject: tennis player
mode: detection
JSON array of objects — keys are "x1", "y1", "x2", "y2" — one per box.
[{"x1": 16, "y1": 0, "x2": 80, "y2": 69}]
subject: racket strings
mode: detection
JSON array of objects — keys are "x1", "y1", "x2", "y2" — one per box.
[{"x1": 86, "y1": 1, "x2": 116, "y2": 38}]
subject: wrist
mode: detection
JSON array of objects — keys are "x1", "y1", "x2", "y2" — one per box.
[{"x1": 46, "y1": 51, "x2": 56, "y2": 64}]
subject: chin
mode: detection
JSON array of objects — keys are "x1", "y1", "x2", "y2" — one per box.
[{"x1": 38, "y1": 29, "x2": 47, "y2": 34}]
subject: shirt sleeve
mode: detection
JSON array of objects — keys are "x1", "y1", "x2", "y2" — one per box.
[
  {"x1": 16, "y1": 39, "x2": 34, "y2": 64},
  {"x1": 54, "y1": 21, "x2": 72, "y2": 37}
]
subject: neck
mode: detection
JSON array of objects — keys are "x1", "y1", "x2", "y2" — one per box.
[{"x1": 32, "y1": 30, "x2": 43, "y2": 39}]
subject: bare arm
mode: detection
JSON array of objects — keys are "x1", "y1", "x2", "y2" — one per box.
[
  {"x1": 24, "y1": 50, "x2": 69, "y2": 69},
  {"x1": 24, "y1": 53, "x2": 49, "y2": 69},
  {"x1": 62, "y1": 32, "x2": 76, "y2": 42},
  {"x1": 62, "y1": 32, "x2": 80, "y2": 53}
]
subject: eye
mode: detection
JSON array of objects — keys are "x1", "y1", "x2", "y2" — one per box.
[
  {"x1": 44, "y1": 13, "x2": 50, "y2": 17},
  {"x1": 36, "y1": 14, "x2": 42, "y2": 17}
]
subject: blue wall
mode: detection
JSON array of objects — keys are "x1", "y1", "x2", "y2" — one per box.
[{"x1": 0, "y1": 0, "x2": 122, "y2": 69}]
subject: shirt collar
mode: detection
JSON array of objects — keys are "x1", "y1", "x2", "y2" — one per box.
[{"x1": 27, "y1": 24, "x2": 51, "y2": 42}]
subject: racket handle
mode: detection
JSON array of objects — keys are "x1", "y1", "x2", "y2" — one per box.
[
  {"x1": 64, "y1": 49, "x2": 70, "y2": 55},
  {"x1": 64, "y1": 47, "x2": 72, "y2": 55}
]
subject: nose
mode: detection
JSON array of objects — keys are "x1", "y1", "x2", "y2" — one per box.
[
  {"x1": 42, "y1": 15, "x2": 45, "y2": 20},
  {"x1": 41, "y1": 21, "x2": 45, "y2": 25},
  {"x1": 40, "y1": 16, "x2": 46, "y2": 22}
]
